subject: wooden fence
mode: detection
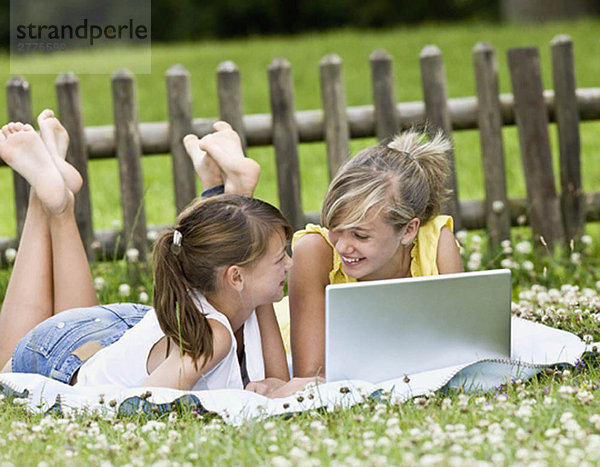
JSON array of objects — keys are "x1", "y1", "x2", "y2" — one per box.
[{"x1": 2, "y1": 34, "x2": 600, "y2": 264}]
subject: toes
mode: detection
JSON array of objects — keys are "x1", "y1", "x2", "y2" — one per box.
[
  {"x1": 213, "y1": 121, "x2": 232, "y2": 132},
  {"x1": 37, "y1": 109, "x2": 55, "y2": 123},
  {"x1": 183, "y1": 134, "x2": 199, "y2": 147},
  {"x1": 23, "y1": 124, "x2": 34, "y2": 132}
]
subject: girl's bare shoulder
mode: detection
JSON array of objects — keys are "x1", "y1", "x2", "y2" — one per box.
[{"x1": 292, "y1": 232, "x2": 333, "y2": 281}]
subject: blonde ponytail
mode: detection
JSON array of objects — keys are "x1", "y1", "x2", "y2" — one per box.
[{"x1": 321, "y1": 128, "x2": 452, "y2": 231}]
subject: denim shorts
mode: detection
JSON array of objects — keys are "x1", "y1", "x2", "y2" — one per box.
[{"x1": 12, "y1": 303, "x2": 151, "y2": 384}]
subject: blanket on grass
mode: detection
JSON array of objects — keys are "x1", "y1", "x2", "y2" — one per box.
[{"x1": 0, "y1": 317, "x2": 596, "y2": 425}]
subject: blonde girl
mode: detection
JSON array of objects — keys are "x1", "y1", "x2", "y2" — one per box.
[
  {"x1": 289, "y1": 130, "x2": 464, "y2": 377},
  {"x1": 0, "y1": 113, "x2": 306, "y2": 397}
]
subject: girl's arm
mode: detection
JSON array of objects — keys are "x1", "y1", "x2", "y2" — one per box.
[
  {"x1": 143, "y1": 320, "x2": 232, "y2": 390},
  {"x1": 436, "y1": 226, "x2": 464, "y2": 274},
  {"x1": 255, "y1": 303, "x2": 289, "y2": 381},
  {"x1": 288, "y1": 233, "x2": 333, "y2": 378}
]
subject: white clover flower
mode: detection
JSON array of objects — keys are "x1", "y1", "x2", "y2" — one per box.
[
  {"x1": 589, "y1": 414, "x2": 600, "y2": 430},
  {"x1": 260, "y1": 421, "x2": 274, "y2": 432},
  {"x1": 467, "y1": 252, "x2": 482, "y2": 270},
  {"x1": 147, "y1": 230, "x2": 160, "y2": 242},
  {"x1": 517, "y1": 214, "x2": 527, "y2": 225},
  {"x1": 515, "y1": 241, "x2": 532, "y2": 254},
  {"x1": 581, "y1": 235, "x2": 592, "y2": 245},
  {"x1": 4, "y1": 247, "x2": 17, "y2": 264},
  {"x1": 455, "y1": 230, "x2": 468, "y2": 244},
  {"x1": 522, "y1": 260, "x2": 534, "y2": 271},
  {"x1": 577, "y1": 390, "x2": 593, "y2": 404},
  {"x1": 500, "y1": 258, "x2": 513, "y2": 269},
  {"x1": 515, "y1": 404, "x2": 532, "y2": 418},
  {"x1": 94, "y1": 277, "x2": 105, "y2": 291},
  {"x1": 126, "y1": 248, "x2": 140, "y2": 263},
  {"x1": 118, "y1": 283, "x2": 131, "y2": 298},
  {"x1": 138, "y1": 291, "x2": 149, "y2": 303},
  {"x1": 288, "y1": 447, "x2": 307, "y2": 460},
  {"x1": 492, "y1": 200, "x2": 505, "y2": 213},
  {"x1": 571, "y1": 252, "x2": 582, "y2": 265},
  {"x1": 558, "y1": 385, "x2": 575, "y2": 395},
  {"x1": 376, "y1": 436, "x2": 391, "y2": 448},
  {"x1": 543, "y1": 396, "x2": 555, "y2": 406},
  {"x1": 471, "y1": 234, "x2": 482, "y2": 246},
  {"x1": 157, "y1": 445, "x2": 170, "y2": 456}
]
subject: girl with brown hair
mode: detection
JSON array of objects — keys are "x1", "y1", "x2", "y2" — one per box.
[{"x1": 0, "y1": 113, "x2": 308, "y2": 397}]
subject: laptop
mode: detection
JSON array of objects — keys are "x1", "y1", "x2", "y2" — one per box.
[{"x1": 325, "y1": 269, "x2": 512, "y2": 383}]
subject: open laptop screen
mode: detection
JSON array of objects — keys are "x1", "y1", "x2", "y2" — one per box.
[{"x1": 325, "y1": 269, "x2": 512, "y2": 383}]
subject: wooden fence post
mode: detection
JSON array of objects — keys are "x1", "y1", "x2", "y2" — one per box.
[
  {"x1": 472, "y1": 42, "x2": 511, "y2": 248},
  {"x1": 166, "y1": 64, "x2": 196, "y2": 213},
  {"x1": 111, "y1": 69, "x2": 148, "y2": 261},
  {"x1": 268, "y1": 58, "x2": 304, "y2": 231},
  {"x1": 369, "y1": 49, "x2": 399, "y2": 142},
  {"x1": 319, "y1": 54, "x2": 350, "y2": 180},
  {"x1": 217, "y1": 61, "x2": 247, "y2": 150},
  {"x1": 419, "y1": 45, "x2": 462, "y2": 230},
  {"x1": 55, "y1": 73, "x2": 95, "y2": 260},
  {"x1": 551, "y1": 34, "x2": 585, "y2": 242},
  {"x1": 507, "y1": 47, "x2": 564, "y2": 250},
  {"x1": 5, "y1": 77, "x2": 33, "y2": 239}
]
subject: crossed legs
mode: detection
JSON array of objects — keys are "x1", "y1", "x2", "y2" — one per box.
[
  {"x1": 183, "y1": 121, "x2": 260, "y2": 197},
  {"x1": 0, "y1": 110, "x2": 96, "y2": 370}
]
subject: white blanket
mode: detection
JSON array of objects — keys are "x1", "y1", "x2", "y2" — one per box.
[{"x1": 0, "y1": 317, "x2": 594, "y2": 425}]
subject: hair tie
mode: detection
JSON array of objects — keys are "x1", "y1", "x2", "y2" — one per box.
[
  {"x1": 386, "y1": 140, "x2": 416, "y2": 161},
  {"x1": 171, "y1": 230, "x2": 182, "y2": 254},
  {"x1": 402, "y1": 150, "x2": 416, "y2": 161}
]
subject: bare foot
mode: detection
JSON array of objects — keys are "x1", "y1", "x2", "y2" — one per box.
[
  {"x1": 183, "y1": 134, "x2": 224, "y2": 191},
  {"x1": 197, "y1": 121, "x2": 260, "y2": 197},
  {"x1": 37, "y1": 109, "x2": 83, "y2": 194},
  {"x1": 0, "y1": 122, "x2": 71, "y2": 215}
]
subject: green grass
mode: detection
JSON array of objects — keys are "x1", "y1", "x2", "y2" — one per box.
[
  {"x1": 1, "y1": 234, "x2": 600, "y2": 464},
  {"x1": 1, "y1": 19, "x2": 600, "y2": 237},
  {"x1": 2, "y1": 21, "x2": 600, "y2": 464}
]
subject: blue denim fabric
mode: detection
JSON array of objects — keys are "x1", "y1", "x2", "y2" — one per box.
[
  {"x1": 12, "y1": 303, "x2": 151, "y2": 384},
  {"x1": 201, "y1": 185, "x2": 225, "y2": 198}
]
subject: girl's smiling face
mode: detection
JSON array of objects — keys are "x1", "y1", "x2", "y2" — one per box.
[
  {"x1": 328, "y1": 210, "x2": 417, "y2": 281},
  {"x1": 241, "y1": 230, "x2": 293, "y2": 307}
]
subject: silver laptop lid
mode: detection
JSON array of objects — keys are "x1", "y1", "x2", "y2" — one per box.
[{"x1": 325, "y1": 269, "x2": 512, "y2": 383}]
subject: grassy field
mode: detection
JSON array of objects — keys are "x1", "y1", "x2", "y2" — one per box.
[
  {"x1": 1, "y1": 233, "x2": 600, "y2": 465},
  {"x1": 1, "y1": 19, "x2": 600, "y2": 238},
  {"x1": 2, "y1": 20, "x2": 600, "y2": 465}
]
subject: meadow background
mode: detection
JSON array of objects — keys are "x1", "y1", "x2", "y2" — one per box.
[
  {"x1": 1, "y1": 19, "x2": 600, "y2": 238},
  {"x1": 2, "y1": 18, "x2": 600, "y2": 466}
]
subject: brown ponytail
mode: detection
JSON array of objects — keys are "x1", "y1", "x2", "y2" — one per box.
[{"x1": 152, "y1": 194, "x2": 292, "y2": 366}]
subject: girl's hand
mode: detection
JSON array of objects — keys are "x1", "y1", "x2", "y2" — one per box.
[
  {"x1": 245, "y1": 377, "x2": 287, "y2": 396},
  {"x1": 269, "y1": 376, "x2": 324, "y2": 399}
]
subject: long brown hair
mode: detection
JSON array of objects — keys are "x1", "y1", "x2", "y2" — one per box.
[
  {"x1": 321, "y1": 129, "x2": 452, "y2": 232},
  {"x1": 152, "y1": 194, "x2": 292, "y2": 365}
]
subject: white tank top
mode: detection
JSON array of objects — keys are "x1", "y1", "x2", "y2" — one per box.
[{"x1": 75, "y1": 292, "x2": 265, "y2": 390}]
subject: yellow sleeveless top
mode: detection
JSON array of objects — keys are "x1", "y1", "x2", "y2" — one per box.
[
  {"x1": 292, "y1": 215, "x2": 453, "y2": 284},
  {"x1": 275, "y1": 216, "x2": 454, "y2": 353}
]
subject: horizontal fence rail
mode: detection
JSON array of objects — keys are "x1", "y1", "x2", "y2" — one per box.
[{"x1": 1, "y1": 34, "x2": 599, "y2": 264}]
